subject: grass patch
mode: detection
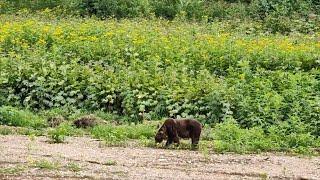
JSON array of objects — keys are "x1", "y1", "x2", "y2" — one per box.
[
  {"x1": 0, "y1": 166, "x2": 25, "y2": 175},
  {"x1": 89, "y1": 117, "x2": 320, "y2": 154},
  {"x1": 139, "y1": 138, "x2": 156, "y2": 148},
  {"x1": 132, "y1": 119, "x2": 320, "y2": 155},
  {"x1": 0, "y1": 106, "x2": 46, "y2": 129},
  {"x1": 0, "y1": 125, "x2": 44, "y2": 136},
  {"x1": 31, "y1": 160, "x2": 60, "y2": 170},
  {"x1": 105, "y1": 160, "x2": 117, "y2": 166},
  {"x1": 0, "y1": 105, "x2": 319, "y2": 155},
  {"x1": 47, "y1": 121, "x2": 87, "y2": 143},
  {"x1": 66, "y1": 162, "x2": 81, "y2": 172},
  {"x1": 47, "y1": 125, "x2": 68, "y2": 143},
  {"x1": 139, "y1": 138, "x2": 214, "y2": 152},
  {"x1": 90, "y1": 123, "x2": 155, "y2": 145},
  {"x1": 0, "y1": 126, "x2": 13, "y2": 135}
]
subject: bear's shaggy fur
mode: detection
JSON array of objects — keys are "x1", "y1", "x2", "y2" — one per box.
[
  {"x1": 155, "y1": 118, "x2": 202, "y2": 147},
  {"x1": 73, "y1": 115, "x2": 98, "y2": 128}
]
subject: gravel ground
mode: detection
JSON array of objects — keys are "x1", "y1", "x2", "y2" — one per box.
[{"x1": 0, "y1": 135, "x2": 319, "y2": 180}]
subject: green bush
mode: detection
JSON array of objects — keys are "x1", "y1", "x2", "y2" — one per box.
[
  {"x1": 250, "y1": 0, "x2": 314, "y2": 19},
  {"x1": 0, "y1": 106, "x2": 46, "y2": 128},
  {"x1": 213, "y1": 117, "x2": 271, "y2": 153},
  {"x1": 247, "y1": 0, "x2": 320, "y2": 33},
  {"x1": 0, "y1": 0, "x2": 62, "y2": 14},
  {"x1": 67, "y1": 0, "x2": 151, "y2": 18},
  {"x1": 47, "y1": 123, "x2": 74, "y2": 143},
  {"x1": 151, "y1": 0, "x2": 180, "y2": 20},
  {"x1": 268, "y1": 116, "x2": 316, "y2": 150},
  {"x1": 223, "y1": 70, "x2": 320, "y2": 135},
  {"x1": 151, "y1": 0, "x2": 207, "y2": 20},
  {"x1": 213, "y1": 117, "x2": 319, "y2": 153}
]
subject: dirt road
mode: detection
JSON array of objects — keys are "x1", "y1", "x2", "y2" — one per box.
[{"x1": 0, "y1": 135, "x2": 319, "y2": 179}]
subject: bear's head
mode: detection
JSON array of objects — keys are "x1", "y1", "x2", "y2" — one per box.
[{"x1": 155, "y1": 125, "x2": 167, "y2": 143}]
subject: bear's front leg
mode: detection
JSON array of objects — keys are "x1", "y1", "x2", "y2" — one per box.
[
  {"x1": 165, "y1": 138, "x2": 173, "y2": 147},
  {"x1": 173, "y1": 136, "x2": 180, "y2": 145}
]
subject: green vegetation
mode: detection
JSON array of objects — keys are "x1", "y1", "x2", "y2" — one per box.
[
  {"x1": 47, "y1": 124, "x2": 69, "y2": 143},
  {"x1": 66, "y1": 162, "x2": 81, "y2": 172},
  {"x1": 0, "y1": 166, "x2": 25, "y2": 175},
  {"x1": 0, "y1": 1, "x2": 319, "y2": 154},
  {"x1": 0, "y1": 106, "x2": 46, "y2": 128},
  {"x1": 0, "y1": 0, "x2": 319, "y2": 34},
  {"x1": 0, "y1": 126, "x2": 45, "y2": 136},
  {"x1": 212, "y1": 117, "x2": 319, "y2": 154},
  {"x1": 0, "y1": 106, "x2": 319, "y2": 154},
  {"x1": 0, "y1": 18, "x2": 319, "y2": 131},
  {"x1": 91, "y1": 123, "x2": 155, "y2": 145},
  {"x1": 48, "y1": 122, "x2": 85, "y2": 143},
  {"x1": 0, "y1": 126, "x2": 12, "y2": 135},
  {"x1": 105, "y1": 160, "x2": 117, "y2": 166},
  {"x1": 31, "y1": 159, "x2": 60, "y2": 170}
]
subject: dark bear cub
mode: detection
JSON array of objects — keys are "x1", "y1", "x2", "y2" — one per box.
[
  {"x1": 73, "y1": 115, "x2": 97, "y2": 128},
  {"x1": 155, "y1": 118, "x2": 202, "y2": 148}
]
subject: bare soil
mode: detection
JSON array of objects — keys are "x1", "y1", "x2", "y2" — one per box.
[{"x1": 0, "y1": 135, "x2": 319, "y2": 180}]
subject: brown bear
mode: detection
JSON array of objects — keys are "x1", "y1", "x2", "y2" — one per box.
[
  {"x1": 73, "y1": 115, "x2": 98, "y2": 128},
  {"x1": 155, "y1": 118, "x2": 202, "y2": 148}
]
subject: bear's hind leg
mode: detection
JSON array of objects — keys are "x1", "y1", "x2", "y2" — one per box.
[
  {"x1": 191, "y1": 133, "x2": 200, "y2": 150},
  {"x1": 191, "y1": 137, "x2": 199, "y2": 146},
  {"x1": 192, "y1": 126, "x2": 201, "y2": 147}
]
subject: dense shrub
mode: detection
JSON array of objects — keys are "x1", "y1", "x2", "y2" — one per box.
[
  {"x1": 221, "y1": 70, "x2": 320, "y2": 133},
  {"x1": 213, "y1": 117, "x2": 271, "y2": 153},
  {"x1": 0, "y1": 17, "x2": 319, "y2": 135},
  {"x1": 151, "y1": 0, "x2": 207, "y2": 20},
  {"x1": 213, "y1": 117, "x2": 319, "y2": 153},
  {"x1": 250, "y1": 0, "x2": 314, "y2": 19},
  {"x1": 151, "y1": 0, "x2": 180, "y2": 20},
  {"x1": 1, "y1": 0, "x2": 319, "y2": 33},
  {"x1": 67, "y1": 0, "x2": 151, "y2": 18},
  {"x1": 0, "y1": 0, "x2": 62, "y2": 14}
]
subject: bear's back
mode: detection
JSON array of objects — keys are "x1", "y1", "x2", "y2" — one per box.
[{"x1": 173, "y1": 118, "x2": 202, "y2": 138}]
